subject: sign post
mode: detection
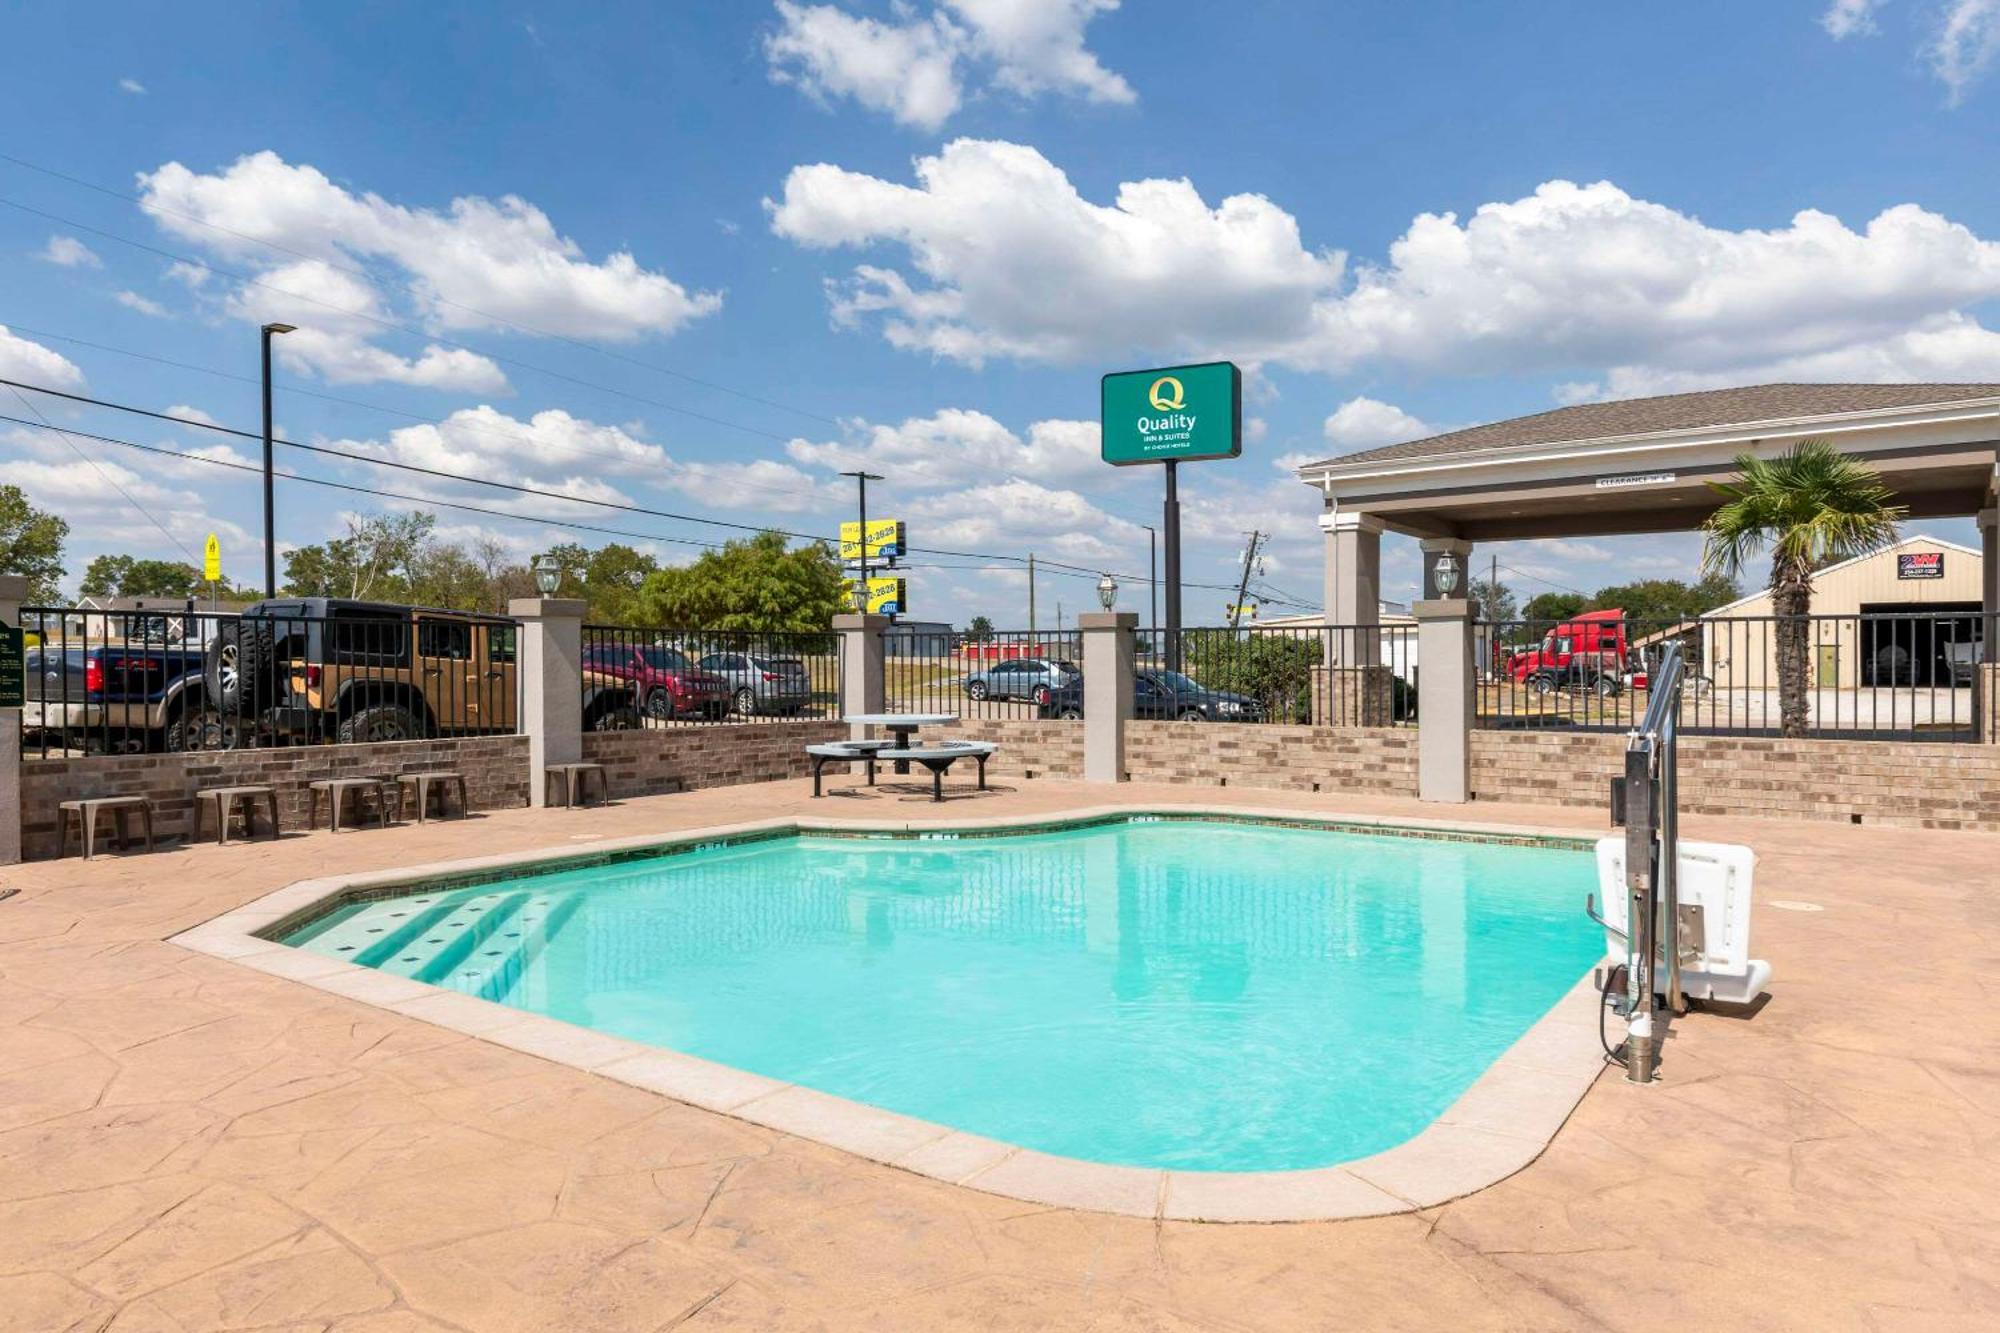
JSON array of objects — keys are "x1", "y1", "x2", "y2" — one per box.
[{"x1": 1101, "y1": 361, "x2": 1242, "y2": 672}]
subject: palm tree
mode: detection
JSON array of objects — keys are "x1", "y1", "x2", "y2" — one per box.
[{"x1": 1700, "y1": 439, "x2": 1905, "y2": 738}]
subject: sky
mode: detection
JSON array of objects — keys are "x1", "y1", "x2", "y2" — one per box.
[{"x1": 2, "y1": 0, "x2": 1998, "y2": 625}]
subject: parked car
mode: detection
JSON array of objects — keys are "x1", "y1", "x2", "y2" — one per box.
[
  {"x1": 23, "y1": 625, "x2": 213, "y2": 752},
  {"x1": 695, "y1": 651, "x2": 812, "y2": 715},
  {"x1": 206, "y1": 599, "x2": 561, "y2": 743},
  {"x1": 1037, "y1": 669, "x2": 1266, "y2": 722},
  {"x1": 582, "y1": 641, "x2": 731, "y2": 721},
  {"x1": 963, "y1": 657, "x2": 1078, "y2": 705}
]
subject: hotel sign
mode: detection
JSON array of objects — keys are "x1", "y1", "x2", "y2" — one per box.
[
  {"x1": 1897, "y1": 551, "x2": 1944, "y2": 580},
  {"x1": 1100, "y1": 362, "x2": 1242, "y2": 465},
  {"x1": 0, "y1": 625, "x2": 22, "y2": 709}
]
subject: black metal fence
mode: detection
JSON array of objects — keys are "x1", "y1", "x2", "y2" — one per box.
[
  {"x1": 580, "y1": 625, "x2": 841, "y2": 728},
  {"x1": 891, "y1": 629, "x2": 1077, "y2": 721},
  {"x1": 20, "y1": 604, "x2": 521, "y2": 757},
  {"x1": 1478, "y1": 611, "x2": 1991, "y2": 741},
  {"x1": 1141, "y1": 624, "x2": 1420, "y2": 726}
]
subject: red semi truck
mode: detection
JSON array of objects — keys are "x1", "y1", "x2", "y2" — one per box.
[{"x1": 1504, "y1": 609, "x2": 1631, "y2": 693}]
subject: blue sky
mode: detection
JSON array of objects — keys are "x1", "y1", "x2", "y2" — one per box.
[{"x1": 2, "y1": 0, "x2": 1997, "y2": 622}]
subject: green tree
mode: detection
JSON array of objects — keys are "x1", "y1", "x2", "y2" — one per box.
[
  {"x1": 1586, "y1": 575, "x2": 1740, "y2": 626},
  {"x1": 965, "y1": 615, "x2": 994, "y2": 641},
  {"x1": 1467, "y1": 577, "x2": 1517, "y2": 623},
  {"x1": 1701, "y1": 440, "x2": 1903, "y2": 738},
  {"x1": 635, "y1": 531, "x2": 845, "y2": 632},
  {"x1": 0, "y1": 484, "x2": 68, "y2": 604},
  {"x1": 582, "y1": 544, "x2": 658, "y2": 623},
  {"x1": 1180, "y1": 629, "x2": 1322, "y2": 721},
  {"x1": 79, "y1": 554, "x2": 206, "y2": 600},
  {"x1": 1522, "y1": 591, "x2": 1586, "y2": 622}
]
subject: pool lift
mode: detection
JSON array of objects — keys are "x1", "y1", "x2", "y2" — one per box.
[{"x1": 1588, "y1": 641, "x2": 1772, "y2": 1083}]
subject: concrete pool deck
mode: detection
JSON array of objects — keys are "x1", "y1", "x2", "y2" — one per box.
[{"x1": 2, "y1": 777, "x2": 1995, "y2": 1330}]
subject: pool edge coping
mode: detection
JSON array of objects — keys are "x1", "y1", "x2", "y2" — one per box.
[{"x1": 168, "y1": 803, "x2": 1612, "y2": 1224}]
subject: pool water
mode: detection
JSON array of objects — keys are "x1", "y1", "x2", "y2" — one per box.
[{"x1": 285, "y1": 819, "x2": 1601, "y2": 1171}]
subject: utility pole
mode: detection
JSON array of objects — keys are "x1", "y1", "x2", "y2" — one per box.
[
  {"x1": 259, "y1": 322, "x2": 295, "y2": 597},
  {"x1": 1229, "y1": 530, "x2": 1264, "y2": 629},
  {"x1": 1027, "y1": 552, "x2": 1037, "y2": 641},
  {"x1": 840, "y1": 470, "x2": 883, "y2": 612}
]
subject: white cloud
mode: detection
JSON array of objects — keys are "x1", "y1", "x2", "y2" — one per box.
[
  {"x1": 785, "y1": 408, "x2": 1108, "y2": 488},
  {"x1": 135, "y1": 151, "x2": 722, "y2": 389},
  {"x1": 904, "y1": 477, "x2": 1142, "y2": 566},
  {"x1": 765, "y1": 1, "x2": 1131, "y2": 131},
  {"x1": 327, "y1": 404, "x2": 840, "y2": 517},
  {"x1": 774, "y1": 145, "x2": 2000, "y2": 392},
  {"x1": 766, "y1": 2, "x2": 964, "y2": 129},
  {"x1": 1577, "y1": 312, "x2": 2000, "y2": 399},
  {"x1": 0, "y1": 324, "x2": 86, "y2": 391},
  {"x1": 1321, "y1": 397, "x2": 1432, "y2": 451},
  {"x1": 37, "y1": 235, "x2": 101, "y2": 268},
  {"x1": 1821, "y1": 0, "x2": 1884, "y2": 39},
  {"x1": 118, "y1": 77, "x2": 146, "y2": 95},
  {"x1": 225, "y1": 258, "x2": 508, "y2": 392},
  {"x1": 1930, "y1": 0, "x2": 2000, "y2": 102},
  {"x1": 115, "y1": 290, "x2": 170, "y2": 318},
  {"x1": 769, "y1": 138, "x2": 1342, "y2": 366}
]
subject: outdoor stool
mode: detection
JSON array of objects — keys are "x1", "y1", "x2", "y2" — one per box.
[
  {"x1": 194, "y1": 786, "x2": 281, "y2": 846},
  {"x1": 57, "y1": 796, "x2": 156, "y2": 860},
  {"x1": 895, "y1": 743, "x2": 997, "y2": 803},
  {"x1": 804, "y1": 740, "x2": 897, "y2": 797},
  {"x1": 545, "y1": 762, "x2": 609, "y2": 809},
  {"x1": 307, "y1": 778, "x2": 398, "y2": 833},
  {"x1": 396, "y1": 771, "x2": 469, "y2": 823}
]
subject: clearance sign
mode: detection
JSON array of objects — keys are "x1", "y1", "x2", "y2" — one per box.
[{"x1": 1099, "y1": 361, "x2": 1242, "y2": 465}]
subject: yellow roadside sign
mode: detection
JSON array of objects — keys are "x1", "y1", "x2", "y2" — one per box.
[
  {"x1": 203, "y1": 533, "x2": 222, "y2": 583},
  {"x1": 839, "y1": 519, "x2": 905, "y2": 562},
  {"x1": 847, "y1": 576, "x2": 906, "y2": 615}
]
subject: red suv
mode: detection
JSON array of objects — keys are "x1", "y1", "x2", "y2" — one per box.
[{"x1": 582, "y1": 643, "x2": 731, "y2": 721}]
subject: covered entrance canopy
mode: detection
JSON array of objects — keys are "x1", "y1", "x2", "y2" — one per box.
[{"x1": 1295, "y1": 383, "x2": 2000, "y2": 634}]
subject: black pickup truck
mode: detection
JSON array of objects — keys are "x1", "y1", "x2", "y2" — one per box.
[{"x1": 22, "y1": 616, "x2": 222, "y2": 753}]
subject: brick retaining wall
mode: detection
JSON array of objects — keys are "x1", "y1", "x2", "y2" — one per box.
[
  {"x1": 944, "y1": 717, "x2": 1085, "y2": 779},
  {"x1": 1471, "y1": 730, "x2": 2000, "y2": 830},
  {"x1": 1125, "y1": 722, "x2": 1419, "y2": 794},
  {"x1": 582, "y1": 720, "x2": 848, "y2": 798},
  {"x1": 19, "y1": 735, "x2": 531, "y2": 859}
]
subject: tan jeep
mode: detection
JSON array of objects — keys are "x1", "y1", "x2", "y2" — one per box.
[{"x1": 205, "y1": 599, "x2": 639, "y2": 744}]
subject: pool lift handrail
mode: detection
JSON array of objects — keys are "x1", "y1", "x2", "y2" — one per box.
[{"x1": 1610, "y1": 639, "x2": 1685, "y2": 1083}]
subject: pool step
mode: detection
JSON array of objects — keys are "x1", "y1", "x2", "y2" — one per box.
[{"x1": 296, "y1": 889, "x2": 583, "y2": 1004}]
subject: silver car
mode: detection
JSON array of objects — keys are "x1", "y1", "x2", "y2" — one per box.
[
  {"x1": 962, "y1": 657, "x2": 1078, "y2": 704},
  {"x1": 697, "y1": 651, "x2": 813, "y2": 715}
]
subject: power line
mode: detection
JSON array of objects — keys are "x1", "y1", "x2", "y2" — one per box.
[
  {"x1": 0, "y1": 193, "x2": 807, "y2": 445},
  {"x1": 0, "y1": 318, "x2": 837, "y2": 509},
  {"x1": 0, "y1": 377, "x2": 1273, "y2": 599},
  {"x1": 0, "y1": 149, "x2": 844, "y2": 428},
  {"x1": 1, "y1": 385, "x2": 201, "y2": 564},
  {"x1": 0, "y1": 411, "x2": 733, "y2": 553}
]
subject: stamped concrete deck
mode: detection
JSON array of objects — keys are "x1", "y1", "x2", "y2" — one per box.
[{"x1": 2, "y1": 776, "x2": 1994, "y2": 1331}]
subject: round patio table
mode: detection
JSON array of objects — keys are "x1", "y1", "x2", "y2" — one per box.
[{"x1": 842, "y1": 712, "x2": 957, "y2": 775}]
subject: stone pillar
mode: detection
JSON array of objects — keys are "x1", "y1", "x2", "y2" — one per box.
[
  {"x1": 1416, "y1": 537, "x2": 1475, "y2": 803},
  {"x1": 1981, "y1": 507, "x2": 1997, "y2": 664},
  {"x1": 1080, "y1": 612, "x2": 1136, "y2": 782},
  {"x1": 834, "y1": 613, "x2": 886, "y2": 740},
  {"x1": 510, "y1": 597, "x2": 585, "y2": 806},
  {"x1": 1320, "y1": 510, "x2": 1383, "y2": 657},
  {"x1": 0, "y1": 575, "x2": 23, "y2": 864}
]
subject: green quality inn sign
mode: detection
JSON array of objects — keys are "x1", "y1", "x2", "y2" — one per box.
[{"x1": 1100, "y1": 361, "x2": 1242, "y2": 465}]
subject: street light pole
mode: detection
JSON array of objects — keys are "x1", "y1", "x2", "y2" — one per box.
[{"x1": 259, "y1": 323, "x2": 295, "y2": 598}]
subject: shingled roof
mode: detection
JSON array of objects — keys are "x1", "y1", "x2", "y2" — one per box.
[{"x1": 1308, "y1": 383, "x2": 2000, "y2": 471}]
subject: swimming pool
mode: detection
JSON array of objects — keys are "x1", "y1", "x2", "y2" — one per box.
[{"x1": 280, "y1": 816, "x2": 1601, "y2": 1173}]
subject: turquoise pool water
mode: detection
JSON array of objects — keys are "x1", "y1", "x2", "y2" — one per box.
[{"x1": 285, "y1": 818, "x2": 1601, "y2": 1171}]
